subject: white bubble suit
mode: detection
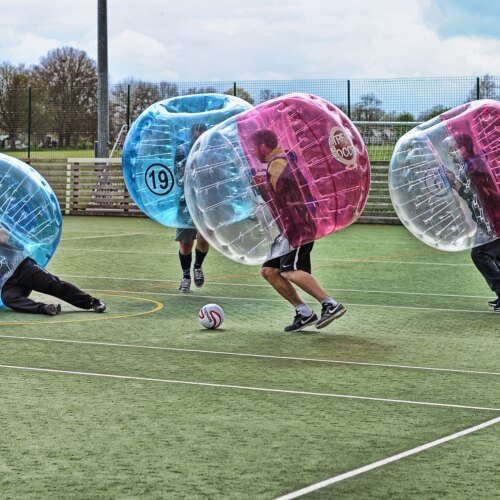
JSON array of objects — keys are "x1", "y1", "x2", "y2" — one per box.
[
  {"x1": 389, "y1": 100, "x2": 500, "y2": 251},
  {"x1": 185, "y1": 94, "x2": 370, "y2": 264}
]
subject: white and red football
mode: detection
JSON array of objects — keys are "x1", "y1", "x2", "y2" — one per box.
[{"x1": 198, "y1": 304, "x2": 224, "y2": 329}]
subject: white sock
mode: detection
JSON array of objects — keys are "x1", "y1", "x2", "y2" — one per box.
[
  {"x1": 296, "y1": 303, "x2": 313, "y2": 316},
  {"x1": 321, "y1": 297, "x2": 338, "y2": 307}
]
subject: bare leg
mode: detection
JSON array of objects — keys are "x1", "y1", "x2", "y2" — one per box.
[
  {"x1": 261, "y1": 267, "x2": 303, "y2": 307},
  {"x1": 281, "y1": 270, "x2": 328, "y2": 303},
  {"x1": 195, "y1": 232, "x2": 209, "y2": 253}
]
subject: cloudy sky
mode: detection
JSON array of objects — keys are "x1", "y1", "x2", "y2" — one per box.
[{"x1": 1, "y1": 0, "x2": 499, "y2": 83}]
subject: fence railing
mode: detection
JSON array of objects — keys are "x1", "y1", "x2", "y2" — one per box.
[{"x1": 27, "y1": 157, "x2": 399, "y2": 223}]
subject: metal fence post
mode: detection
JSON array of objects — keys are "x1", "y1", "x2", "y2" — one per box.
[
  {"x1": 27, "y1": 86, "x2": 32, "y2": 159},
  {"x1": 347, "y1": 79, "x2": 351, "y2": 118},
  {"x1": 476, "y1": 77, "x2": 480, "y2": 100},
  {"x1": 126, "y1": 84, "x2": 131, "y2": 130},
  {"x1": 233, "y1": 82, "x2": 237, "y2": 96}
]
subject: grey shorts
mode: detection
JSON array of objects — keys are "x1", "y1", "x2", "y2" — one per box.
[{"x1": 175, "y1": 228, "x2": 198, "y2": 242}]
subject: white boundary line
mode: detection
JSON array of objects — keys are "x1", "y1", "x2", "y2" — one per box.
[
  {"x1": 57, "y1": 247, "x2": 475, "y2": 267},
  {"x1": 59, "y1": 273, "x2": 491, "y2": 300},
  {"x1": 275, "y1": 415, "x2": 500, "y2": 499},
  {"x1": 83, "y1": 287, "x2": 499, "y2": 315},
  {"x1": 0, "y1": 364, "x2": 498, "y2": 412},
  {"x1": 1, "y1": 334, "x2": 499, "y2": 377},
  {"x1": 61, "y1": 232, "x2": 151, "y2": 241}
]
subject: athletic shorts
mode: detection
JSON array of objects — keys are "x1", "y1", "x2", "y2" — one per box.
[
  {"x1": 175, "y1": 228, "x2": 198, "y2": 242},
  {"x1": 262, "y1": 241, "x2": 314, "y2": 274}
]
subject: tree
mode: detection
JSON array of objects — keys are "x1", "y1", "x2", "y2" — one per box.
[
  {"x1": 467, "y1": 74, "x2": 498, "y2": 101},
  {"x1": 352, "y1": 93, "x2": 384, "y2": 121},
  {"x1": 396, "y1": 112, "x2": 415, "y2": 122},
  {"x1": 259, "y1": 89, "x2": 282, "y2": 103},
  {"x1": 224, "y1": 86, "x2": 255, "y2": 105},
  {"x1": 184, "y1": 86, "x2": 217, "y2": 95},
  {"x1": 0, "y1": 62, "x2": 30, "y2": 149},
  {"x1": 110, "y1": 79, "x2": 178, "y2": 138},
  {"x1": 418, "y1": 105, "x2": 450, "y2": 122},
  {"x1": 33, "y1": 47, "x2": 97, "y2": 148}
]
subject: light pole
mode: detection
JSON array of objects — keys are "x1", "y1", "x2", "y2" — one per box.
[{"x1": 97, "y1": 0, "x2": 109, "y2": 158}]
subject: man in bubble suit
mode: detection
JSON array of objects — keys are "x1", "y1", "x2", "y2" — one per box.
[
  {"x1": 174, "y1": 123, "x2": 210, "y2": 293},
  {"x1": 445, "y1": 134, "x2": 500, "y2": 311},
  {"x1": 0, "y1": 229, "x2": 106, "y2": 315},
  {"x1": 252, "y1": 129, "x2": 346, "y2": 331}
]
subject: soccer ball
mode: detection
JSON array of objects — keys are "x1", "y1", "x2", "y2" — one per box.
[{"x1": 199, "y1": 304, "x2": 224, "y2": 329}]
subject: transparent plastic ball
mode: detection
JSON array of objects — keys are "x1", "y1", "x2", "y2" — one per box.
[
  {"x1": 184, "y1": 93, "x2": 370, "y2": 265},
  {"x1": 122, "y1": 94, "x2": 252, "y2": 228},
  {"x1": 0, "y1": 153, "x2": 62, "y2": 306},
  {"x1": 389, "y1": 99, "x2": 500, "y2": 251}
]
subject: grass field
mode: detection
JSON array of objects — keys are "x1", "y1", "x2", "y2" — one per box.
[{"x1": 1, "y1": 216, "x2": 499, "y2": 499}]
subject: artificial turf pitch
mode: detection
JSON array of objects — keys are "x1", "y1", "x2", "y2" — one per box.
[{"x1": 1, "y1": 216, "x2": 498, "y2": 499}]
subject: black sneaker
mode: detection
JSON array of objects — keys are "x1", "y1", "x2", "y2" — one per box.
[
  {"x1": 284, "y1": 311, "x2": 318, "y2": 332},
  {"x1": 316, "y1": 302, "x2": 346, "y2": 329},
  {"x1": 179, "y1": 277, "x2": 191, "y2": 293},
  {"x1": 43, "y1": 303, "x2": 62, "y2": 316},
  {"x1": 488, "y1": 297, "x2": 499, "y2": 307},
  {"x1": 193, "y1": 267, "x2": 205, "y2": 288},
  {"x1": 91, "y1": 299, "x2": 107, "y2": 313}
]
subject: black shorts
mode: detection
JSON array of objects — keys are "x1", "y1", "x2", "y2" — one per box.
[{"x1": 262, "y1": 242, "x2": 314, "y2": 274}]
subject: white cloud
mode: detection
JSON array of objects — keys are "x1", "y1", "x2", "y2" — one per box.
[{"x1": 0, "y1": 0, "x2": 499, "y2": 81}]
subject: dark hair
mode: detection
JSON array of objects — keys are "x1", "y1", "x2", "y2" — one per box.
[
  {"x1": 455, "y1": 134, "x2": 475, "y2": 156},
  {"x1": 251, "y1": 129, "x2": 278, "y2": 149},
  {"x1": 191, "y1": 122, "x2": 208, "y2": 134}
]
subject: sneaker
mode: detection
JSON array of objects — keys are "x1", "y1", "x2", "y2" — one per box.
[
  {"x1": 193, "y1": 267, "x2": 205, "y2": 288},
  {"x1": 316, "y1": 302, "x2": 346, "y2": 329},
  {"x1": 91, "y1": 299, "x2": 106, "y2": 313},
  {"x1": 488, "y1": 297, "x2": 499, "y2": 307},
  {"x1": 43, "y1": 303, "x2": 61, "y2": 316},
  {"x1": 494, "y1": 302, "x2": 500, "y2": 312},
  {"x1": 179, "y1": 277, "x2": 191, "y2": 293},
  {"x1": 284, "y1": 311, "x2": 318, "y2": 332}
]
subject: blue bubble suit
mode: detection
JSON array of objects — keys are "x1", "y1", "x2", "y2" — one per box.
[
  {"x1": 122, "y1": 94, "x2": 252, "y2": 228},
  {"x1": 389, "y1": 99, "x2": 500, "y2": 251},
  {"x1": 0, "y1": 153, "x2": 62, "y2": 306}
]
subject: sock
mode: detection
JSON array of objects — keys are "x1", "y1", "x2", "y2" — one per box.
[
  {"x1": 321, "y1": 297, "x2": 338, "y2": 307},
  {"x1": 179, "y1": 251, "x2": 192, "y2": 278},
  {"x1": 194, "y1": 248, "x2": 208, "y2": 269},
  {"x1": 296, "y1": 303, "x2": 313, "y2": 317}
]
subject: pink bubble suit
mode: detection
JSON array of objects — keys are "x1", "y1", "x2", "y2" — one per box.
[
  {"x1": 184, "y1": 93, "x2": 370, "y2": 265},
  {"x1": 389, "y1": 100, "x2": 500, "y2": 251}
]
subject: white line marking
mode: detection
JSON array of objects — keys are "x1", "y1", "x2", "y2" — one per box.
[
  {"x1": 275, "y1": 415, "x2": 500, "y2": 499},
  {"x1": 59, "y1": 273, "x2": 491, "y2": 300},
  {"x1": 61, "y1": 232, "x2": 151, "y2": 241},
  {"x1": 1, "y1": 334, "x2": 498, "y2": 377},
  {"x1": 58, "y1": 248, "x2": 474, "y2": 266},
  {"x1": 84, "y1": 287, "x2": 499, "y2": 315},
  {"x1": 0, "y1": 364, "x2": 498, "y2": 412}
]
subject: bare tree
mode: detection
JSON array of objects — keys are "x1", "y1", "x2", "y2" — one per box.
[
  {"x1": 467, "y1": 74, "x2": 499, "y2": 101},
  {"x1": 33, "y1": 47, "x2": 97, "y2": 148},
  {"x1": 259, "y1": 89, "x2": 282, "y2": 103},
  {"x1": 352, "y1": 93, "x2": 384, "y2": 121},
  {"x1": 224, "y1": 86, "x2": 255, "y2": 104},
  {"x1": 0, "y1": 62, "x2": 30, "y2": 149}
]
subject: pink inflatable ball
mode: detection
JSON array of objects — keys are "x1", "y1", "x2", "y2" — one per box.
[
  {"x1": 238, "y1": 93, "x2": 370, "y2": 249},
  {"x1": 389, "y1": 99, "x2": 500, "y2": 251},
  {"x1": 184, "y1": 93, "x2": 370, "y2": 265}
]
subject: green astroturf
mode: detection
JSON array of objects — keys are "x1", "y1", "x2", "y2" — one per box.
[{"x1": 0, "y1": 216, "x2": 498, "y2": 499}]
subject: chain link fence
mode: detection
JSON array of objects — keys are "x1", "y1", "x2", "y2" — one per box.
[{"x1": 1, "y1": 76, "x2": 498, "y2": 220}]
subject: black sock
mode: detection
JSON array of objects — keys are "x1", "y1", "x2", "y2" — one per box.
[
  {"x1": 194, "y1": 248, "x2": 208, "y2": 269},
  {"x1": 179, "y1": 251, "x2": 192, "y2": 278}
]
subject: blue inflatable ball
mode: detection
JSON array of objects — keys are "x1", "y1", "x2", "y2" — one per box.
[
  {"x1": 122, "y1": 93, "x2": 252, "y2": 228},
  {"x1": 0, "y1": 153, "x2": 62, "y2": 307}
]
